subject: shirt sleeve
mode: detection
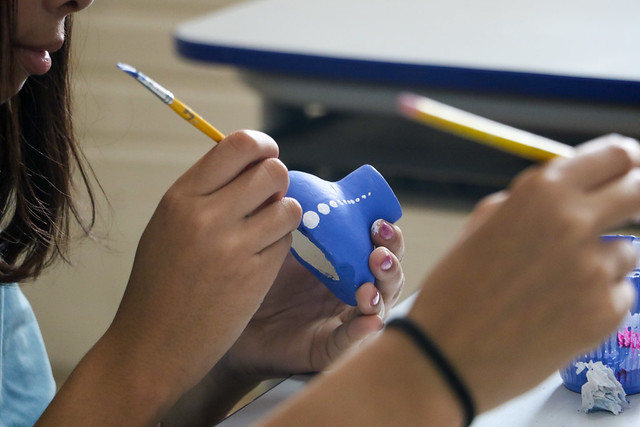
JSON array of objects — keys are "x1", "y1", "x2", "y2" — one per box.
[{"x1": 0, "y1": 284, "x2": 56, "y2": 426}]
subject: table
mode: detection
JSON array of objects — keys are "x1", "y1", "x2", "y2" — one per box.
[
  {"x1": 174, "y1": 0, "x2": 640, "y2": 201},
  {"x1": 218, "y1": 294, "x2": 640, "y2": 426},
  {"x1": 219, "y1": 294, "x2": 640, "y2": 427},
  {"x1": 174, "y1": 0, "x2": 640, "y2": 202},
  {"x1": 219, "y1": 375, "x2": 640, "y2": 426},
  {"x1": 174, "y1": 0, "x2": 640, "y2": 132}
]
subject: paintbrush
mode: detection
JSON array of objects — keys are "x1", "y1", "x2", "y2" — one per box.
[
  {"x1": 116, "y1": 62, "x2": 226, "y2": 143},
  {"x1": 398, "y1": 92, "x2": 575, "y2": 162}
]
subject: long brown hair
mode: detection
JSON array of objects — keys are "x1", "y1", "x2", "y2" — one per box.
[{"x1": 0, "y1": 2, "x2": 97, "y2": 283}]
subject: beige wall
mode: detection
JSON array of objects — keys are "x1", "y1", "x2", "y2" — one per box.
[{"x1": 23, "y1": 0, "x2": 469, "y2": 387}]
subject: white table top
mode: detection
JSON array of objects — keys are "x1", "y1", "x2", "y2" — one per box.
[
  {"x1": 220, "y1": 374, "x2": 640, "y2": 426},
  {"x1": 175, "y1": 0, "x2": 640, "y2": 105},
  {"x1": 219, "y1": 294, "x2": 640, "y2": 426}
]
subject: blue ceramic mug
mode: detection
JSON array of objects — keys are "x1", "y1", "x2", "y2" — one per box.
[{"x1": 286, "y1": 165, "x2": 403, "y2": 305}]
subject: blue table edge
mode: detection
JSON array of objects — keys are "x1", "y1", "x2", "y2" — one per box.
[{"x1": 174, "y1": 37, "x2": 640, "y2": 107}]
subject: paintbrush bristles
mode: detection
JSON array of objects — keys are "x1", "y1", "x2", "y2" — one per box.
[{"x1": 117, "y1": 62, "x2": 174, "y2": 104}]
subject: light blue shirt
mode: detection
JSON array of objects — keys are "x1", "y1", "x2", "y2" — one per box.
[{"x1": 0, "y1": 284, "x2": 56, "y2": 426}]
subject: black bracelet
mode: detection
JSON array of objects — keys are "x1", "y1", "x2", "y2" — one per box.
[{"x1": 386, "y1": 317, "x2": 475, "y2": 427}]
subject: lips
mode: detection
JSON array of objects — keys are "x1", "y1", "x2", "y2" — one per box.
[{"x1": 14, "y1": 40, "x2": 64, "y2": 76}]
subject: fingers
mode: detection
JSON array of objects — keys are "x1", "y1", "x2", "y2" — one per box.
[
  {"x1": 555, "y1": 134, "x2": 640, "y2": 190},
  {"x1": 509, "y1": 134, "x2": 640, "y2": 232},
  {"x1": 371, "y1": 219, "x2": 404, "y2": 261},
  {"x1": 610, "y1": 279, "x2": 637, "y2": 318},
  {"x1": 327, "y1": 306, "x2": 384, "y2": 360},
  {"x1": 585, "y1": 279, "x2": 637, "y2": 347},
  {"x1": 335, "y1": 242, "x2": 404, "y2": 361},
  {"x1": 174, "y1": 128, "x2": 302, "y2": 254},
  {"x1": 607, "y1": 237, "x2": 639, "y2": 276},
  {"x1": 217, "y1": 157, "x2": 292, "y2": 217},
  {"x1": 368, "y1": 247, "x2": 404, "y2": 309},
  {"x1": 316, "y1": 285, "x2": 388, "y2": 367},
  {"x1": 178, "y1": 130, "x2": 280, "y2": 196},
  {"x1": 244, "y1": 196, "x2": 302, "y2": 251},
  {"x1": 369, "y1": 219, "x2": 405, "y2": 308},
  {"x1": 599, "y1": 237, "x2": 639, "y2": 292},
  {"x1": 462, "y1": 191, "x2": 509, "y2": 235},
  {"x1": 255, "y1": 232, "x2": 296, "y2": 281},
  {"x1": 352, "y1": 253, "x2": 403, "y2": 319},
  {"x1": 355, "y1": 282, "x2": 384, "y2": 316},
  {"x1": 579, "y1": 238, "x2": 638, "y2": 341},
  {"x1": 591, "y1": 168, "x2": 640, "y2": 230}
]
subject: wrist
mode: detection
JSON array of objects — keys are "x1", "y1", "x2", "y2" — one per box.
[
  {"x1": 89, "y1": 331, "x2": 182, "y2": 418},
  {"x1": 386, "y1": 318, "x2": 475, "y2": 426},
  {"x1": 41, "y1": 333, "x2": 178, "y2": 425},
  {"x1": 379, "y1": 329, "x2": 466, "y2": 426},
  {"x1": 262, "y1": 330, "x2": 466, "y2": 426}
]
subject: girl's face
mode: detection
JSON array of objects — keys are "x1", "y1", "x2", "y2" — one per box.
[{"x1": 1, "y1": 0, "x2": 93, "y2": 102}]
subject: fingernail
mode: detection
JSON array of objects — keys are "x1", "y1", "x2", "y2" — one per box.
[
  {"x1": 380, "y1": 222, "x2": 394, "y2": 240},
  {"x1": 241, "y1": 129, "x2": 275, "y2": 144},
  {"x1": 372, "y1": 220, "x2": 394, "y2": 240},
  {"x1": 372, "y1": 291, "x2": 381, "y2": 306},
  {"x1": 381, "y1": 254, "x2": 393, "y2": 271}
]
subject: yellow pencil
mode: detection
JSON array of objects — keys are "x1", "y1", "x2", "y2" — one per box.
[
  {"x1": 116, "y1": 62, "x2": 226, "y2": 142},
  {"x1": 398, "y1": 92, "x2": 575, "y2": 162}
]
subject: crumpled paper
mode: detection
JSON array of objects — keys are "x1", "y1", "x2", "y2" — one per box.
[{"x1": 576, "y1": 361, "x2": 628, "y2": 415}]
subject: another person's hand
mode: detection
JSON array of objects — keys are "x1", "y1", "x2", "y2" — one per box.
[
  {"x1": 220, "y1": 218, "x2": 405, "y2": 382},
  {"x1": 409, "y1": 133, "x2": 640, "y2": 413},
  {"x1": 257, "y1": 134, "x2": 640, "y2": 427}
]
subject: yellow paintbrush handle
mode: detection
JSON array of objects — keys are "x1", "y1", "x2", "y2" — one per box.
[{"x1": 169, "y1": 98, "x2": 226, "y2": 142}]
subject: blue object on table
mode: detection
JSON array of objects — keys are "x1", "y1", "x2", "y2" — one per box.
[
  {"x1": 560, "y1": 234, "x2": 640, "y2": 395},
  {"x1": 287, "y1": 165, "x2": 402, "y2": 305}
]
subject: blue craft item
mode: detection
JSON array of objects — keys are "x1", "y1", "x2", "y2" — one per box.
[
  {"x1": 560, "y1": 235, "x2": 640, "y2": 395},
  {"x1": 286, "y1": 165, "x2": 403, "y2": 305}
]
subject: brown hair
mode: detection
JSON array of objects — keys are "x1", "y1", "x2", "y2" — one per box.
[{"x1": 0, "y1": 2, "x2": 97, "y2": 283}]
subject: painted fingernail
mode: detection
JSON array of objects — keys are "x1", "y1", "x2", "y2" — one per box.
[
  {"x1": 372, "y1": 291, "x2": 381, "y2": 306},
  {"x1": 372, "y1": 219, "x2": 394, "y2": 240},
  {"x1": 381, "y1": 254, "x2": 393, "y2": 271},
  {"x1": 379, "y1": 222, "x2": 394, "y2": 240}
]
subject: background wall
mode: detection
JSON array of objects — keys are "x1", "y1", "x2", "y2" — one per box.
[{"x1": 23, "y1": 0, "x2": 469, "y2": 392}]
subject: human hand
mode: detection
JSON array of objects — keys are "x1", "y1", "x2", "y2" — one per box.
[
  {"x1": 218, "y1": 218, "x2": 405, "y2": 382},
  {"x1": 409, "y1": 134, "x2": 640, "y2": 412},
  {"x1": 102, "y1": 131, "x2": 302, "y2": 407}
]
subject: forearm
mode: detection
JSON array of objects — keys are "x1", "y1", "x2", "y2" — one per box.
[
  {"x1": 39, "y1": 334, "x2": 261, "y2": 426},
  {"x1": 37, "y1": 333, "x2": 179, "y2": 425},
  {"x1": 161, "y1": 354, "x2": 262, "y2": 426},
  {"x1": 260, "y1": 330, "x2": 463, "y2": 426}
]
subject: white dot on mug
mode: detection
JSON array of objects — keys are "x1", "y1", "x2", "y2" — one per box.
[
  {"x1": 303, "y1": 211, "x2": 320, "y2": 229},
  {"x1": 318, "y1": 203, "x2": 331, "y2": 215}
]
